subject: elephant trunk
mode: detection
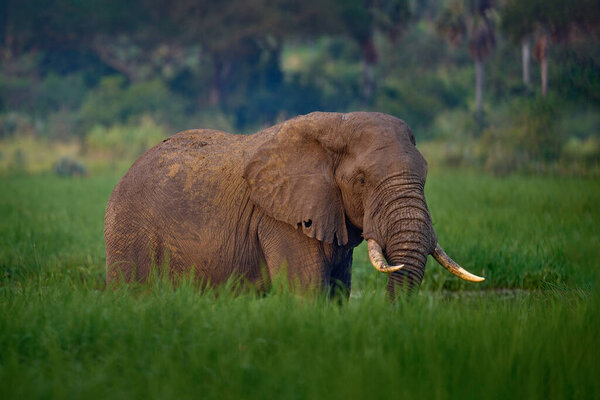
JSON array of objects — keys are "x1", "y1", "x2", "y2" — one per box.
[
  {"x1": 384, "y1": 226, "x2": 433, "y2": 297},
  {"x1": 384, "y1": 199, "x2": 435, "y2": 297},
  {"x1": 364, "y1": 177, "x2": 484, "y2": 298},
  {"x1": 363, "y1": 177, "x2": 436, "y2": 298}
]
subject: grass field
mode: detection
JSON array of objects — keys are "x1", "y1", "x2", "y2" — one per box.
[{"x1": 1, "y1": 172, "x2": 599, "y2": 399}]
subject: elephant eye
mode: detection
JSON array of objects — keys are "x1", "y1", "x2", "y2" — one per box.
[{"x1": 357, "y1": 173, "x2": 365, "y2": 185}]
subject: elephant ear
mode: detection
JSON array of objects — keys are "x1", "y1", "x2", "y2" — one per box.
[{"x1": 243, "y1": 121, "x2": 348, "y2": 246}]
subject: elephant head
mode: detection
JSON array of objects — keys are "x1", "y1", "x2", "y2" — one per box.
[{"x1": 244, "y1": 111, "x2": 483, "y2": 296}]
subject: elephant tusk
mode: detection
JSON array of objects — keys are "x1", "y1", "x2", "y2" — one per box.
[
  {"x1": 432, "y1": 244, "x2": 485, "y2": 282},
  {"x1": 367, "y1": 239, "x2": 404, "y2": 273}
]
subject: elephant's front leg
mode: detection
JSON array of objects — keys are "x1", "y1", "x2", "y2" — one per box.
[
  {"x1": 328, "y1": 248, "x2": 353, "y2": 299},
  {"x1": 258, "y1": 217, "x2": 332, "y2": 292}
]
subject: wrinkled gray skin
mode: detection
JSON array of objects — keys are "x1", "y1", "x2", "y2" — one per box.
[{"x1": 105, "y1": 112, "x2": 438, "y2": 298}]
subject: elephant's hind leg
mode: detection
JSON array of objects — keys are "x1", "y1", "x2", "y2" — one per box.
[{"x1": 105, "y1": 225, "x2": 163, "y2": 284}]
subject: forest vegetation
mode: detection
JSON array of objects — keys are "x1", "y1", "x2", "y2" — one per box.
[{"x1": 0, "y1": 0, "x2": 598, "y2": 176}]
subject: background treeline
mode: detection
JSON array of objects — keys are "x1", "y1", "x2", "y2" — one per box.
[{"x1": 0, "y1": 0, "x2": 599, "y2": 175}]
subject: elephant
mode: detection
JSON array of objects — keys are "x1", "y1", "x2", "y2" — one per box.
[{"x1": 104, "y1": 111, "x2": 483, "y2": 298}]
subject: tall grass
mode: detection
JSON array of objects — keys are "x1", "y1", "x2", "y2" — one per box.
[
  {"x1": 1, "y1": 278, "x2": 597, "y2": 399},
  {"x1": 1, "y1": 172, "x2": 599, "y2": 399}
]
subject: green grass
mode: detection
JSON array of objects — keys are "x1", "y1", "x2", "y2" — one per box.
[{"x1": 1, "y1": 172, "x2": 599, "y2": 399}]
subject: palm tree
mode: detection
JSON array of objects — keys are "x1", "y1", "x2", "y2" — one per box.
[
  {"x1": 501, "y1": 0, "x2": 600, "y2": 99},
  {"x1": 521, "y1": 37, "x2": 531, "y2": 87},
  {"x1": 337, "y1": 0, "x2": 411, "y2": 102},
  {"x1": 437, "y1": 0, "x2": 496, "y2": 116},
  {"x1": 533, "y1": 32, "x2": 549, "y2": 97},
  {"x1": 468, "y1": 1, "x2": 496, "y2": 114}
]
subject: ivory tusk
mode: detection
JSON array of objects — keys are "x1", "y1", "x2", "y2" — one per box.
[
  {"x1": 432, "y1": 244, "x2": 485, "y2": 282},
  {"x1": 367, "y1": 239, "x2": 404, "y2": 273}
]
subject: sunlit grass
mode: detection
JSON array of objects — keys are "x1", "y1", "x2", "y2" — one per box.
[{"x1": 1, "y1": 172, "x2": 598, "y2": 399}]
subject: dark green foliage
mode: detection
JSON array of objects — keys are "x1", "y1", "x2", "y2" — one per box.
[
  {"x1": 376, "y1": 74, "x2": 468, "y2": 137},
  {"x1": 0, "y1": 0, "x2": 598, "y2": 174},
  {"x1": 551, "y1": 41, "x2": 600, "y2": 104},
  {"x1": 79, "y1": 76, "x2": 186, "y2": 131},
  {"x1": 53, "y1": 157, "x2": 87, "y2": 177},
  {"x1": 479, "y1": 96, "x2": 564, "y2": 164},
  {"x1": 517, "y1": 97, "x2": 563, "y2": 161},
  {"x1": 501, "y1": 0, "x2": 600, "y2": 42}
]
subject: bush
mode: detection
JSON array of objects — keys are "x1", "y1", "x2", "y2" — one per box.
[
  {"x1": 422, "y1": 95, "x2": 599, "y2": 177},
  {"x1": 179, "y1": 109, "x2": 235, "y2": 133},
  {"x1": 551, "y1": 40, "x2": 600, "y2": 105},
  {"x1": 516, "y1": 97, "x2": 565, "y2": 162},
  {"x1": 0, "y1": 60, "x2": 40, "y2": 114},
  {"x1": 79, "y1": 76, "x2": 186, "y2": 131},
  {"x1": 43, "y1": 108, "x2": 81, "y2": 140},
  {"x1": 37, "y1": 73, "x2": 88, "y2": 114},
  {"x1": 0, "y1": 113, "x2": 36, "y2": 139},
  {"x1": 0, "y1": 66, "x2": 88, "y2": 118},
  {"x1": 53, "y1": 157, "x2": 87, "y2": 177},
  {"x1": 474, "y1": 97, "x2": 566, "y2": 174},
  {"x1": 85, "y1": 115, "x2": 166, "y2": 160},
  {"x1": 375, "y1": 73, "x2": 469, "y2": 138},
  {"x1": 0, "y1": 136, "x2": 81, "y2": 175},
  {"x1": 562, "y1": 137, "x2": 600, "y2": 162},
  {"x1": 427, "y1": 109, "x2": 478, "y2": 140}
]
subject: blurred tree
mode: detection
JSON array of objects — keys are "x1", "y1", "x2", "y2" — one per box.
[
  {"x1": 334, "y1": 0, "x2": 411, "y2": 101},
  {"x1": 336, "y1": 0, "x2": 377, "y2": 100},
  {"x1": 522, "y1": 36, "x2": 531, "y2": 87},
  {"x1": 0, "y1": 0, "x2": 145, "y2": 77},
  {"x1": 501, "y1": 0, "x2": 600, "y2": 98},
  {"x1": 148, "y1": 0, "x2": 343, "y2": 122},
  {"x1": 437, "y1": 0, "x2": 496, "y2": 117}
]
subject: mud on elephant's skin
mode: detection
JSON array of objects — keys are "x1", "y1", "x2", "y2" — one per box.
[{"x1": 104, "y1": 111, "x2": 483, "y2": 298}]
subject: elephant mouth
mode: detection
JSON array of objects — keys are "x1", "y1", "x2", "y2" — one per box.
[{"x1": 367, "y1": 239, "x2": 484, "y2": 282}]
